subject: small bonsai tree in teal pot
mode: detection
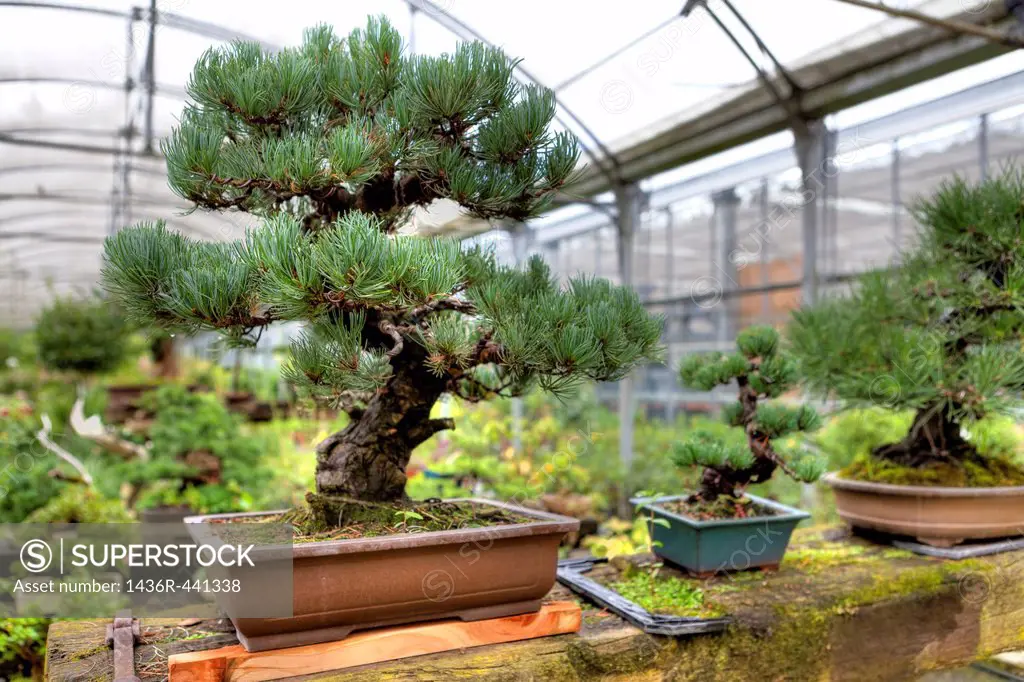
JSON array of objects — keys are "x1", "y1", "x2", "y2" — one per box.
[{"x1": 633, "y1": 325, "x2": 826, "y2": 575}]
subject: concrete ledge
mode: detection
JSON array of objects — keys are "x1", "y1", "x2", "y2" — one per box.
[{"x1": 45, "y1": 528, "x2": 1024, "y2": 681}]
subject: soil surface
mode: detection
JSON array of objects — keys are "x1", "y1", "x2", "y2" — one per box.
[
  {"x1": 207, "y1": 499, "x2": 537, "y2": 544},
  {"x1": 658, "y1": 495, "x2": 781, "y2": 521}
]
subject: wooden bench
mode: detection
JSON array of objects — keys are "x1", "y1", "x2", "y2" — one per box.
[{"x1": 45, "y1": 529, "x2": 1024, "y2": 681}]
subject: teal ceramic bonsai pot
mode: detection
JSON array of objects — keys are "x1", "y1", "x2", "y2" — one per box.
[{"x1": 631, "y1": 493, "x2": 810, "y2": 575}]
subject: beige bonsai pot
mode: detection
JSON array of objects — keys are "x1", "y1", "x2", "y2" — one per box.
[
  {"x1": 185, "y1": 499, "x2": 578, "y2": 652},
  {"x1": 824, "y1": 472, "x2": 1024, "y2": 547}
]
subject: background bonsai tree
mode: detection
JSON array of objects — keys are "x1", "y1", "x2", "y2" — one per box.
[
  {"x1": 35, "y1": 293, "x2": 130, "y2": 376},
  {"x1": 675, "y1": 325, "x2": 825, "y2": 509},
  {"x1": 788, "y1": 171, "x2": 1024, "y2": 482},
  {"x1": 101, "y1": 17, "x2": 663, "y2": 520},
  {"x1": 109, "y1": 385, "x2": 273, "y2": 514}
]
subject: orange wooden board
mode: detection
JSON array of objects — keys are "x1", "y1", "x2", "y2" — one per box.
[{"x1": 168, "y1": 601, "x2": 582, "y2": 682}]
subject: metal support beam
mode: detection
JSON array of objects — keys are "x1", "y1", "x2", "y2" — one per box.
[
  {"x1": 664, "y1": 207, "x2": 675, "y2": 299},
  {"x1": 795, "y1": 122, "x2": 829, "y2": 511},
  {"x1": 711, "y1": 188, "x2": 740, "y2": 341},
  {"x1": 553, "y1": 2, "x2": 1013, "y2": 204},
  {"x1": 892, "y1": 139, "x2": 902, "y2": 251},
  {"x1": 832, "y1": 0, "x2": 1024, "y2": 48},
  {"x1": 614, "y1": 183, "x2": 642, "y2": 508},
  {"x1": 109, "y1": 11, "x2": 137, "y2": 235},
  {"x1": 758, "y1": 179, "x2": 770, "y2": 320},
  {"x1": 408, "y1": 4, "x2": 417, "y2": 53},
  {"x1": 824, "y1": 128, "x2": 839, "y2": 280},
  {"x1": 510, "y1": 224, "x2": 532, "y2": 456},
  {"x1": 143, "y1": 0, "x2": 158, "y2": 153},
  {"x1": 794, "y1": 120, "x2": 828, "y2": 306},
  {"x1": 979, "y1": 112, "x2": 990, "y2": 181}
]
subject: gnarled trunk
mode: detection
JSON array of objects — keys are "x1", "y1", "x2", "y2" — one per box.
[
  {"x1": 697, "y1": 457, "x2": 776, "y2": 501},
  {"x1": 873, "y1": 404, "x2": 975, "y2": 468},
  {"x1": 314, "y1": 360, "x2": 452, "y2": 504},
  {"x1": 695, "y1": 379, "x2": 777, "y2": 502}
]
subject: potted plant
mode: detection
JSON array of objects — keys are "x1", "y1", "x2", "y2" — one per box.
[
  {"x1": 634, "y1": 325, "x2": 825, "y2": 575},
  {"x1": 789, "y1": 172, "x2": 1024, "y2": 547},
  {"x1": 101, "y1": 17, "x2": 663, "y2": 650}
]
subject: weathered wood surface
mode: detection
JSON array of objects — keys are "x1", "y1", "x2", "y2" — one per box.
[
  {"x1": 45, "y1": 529, "x2": 1024, "y2": 682},
  {"x1": 167, "y1": 601, "x2": 581, "y2": 682}
]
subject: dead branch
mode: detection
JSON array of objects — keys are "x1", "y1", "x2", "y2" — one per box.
[{"x1": 36, "y1": 414, "x2": 94, "y2": 486}]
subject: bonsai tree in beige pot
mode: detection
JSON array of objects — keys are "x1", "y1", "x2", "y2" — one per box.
[
  {"x1": 634, "y1": 325, "x2": 825, "y2": 574},
  {"x1": 788, "y1": 171, "x2": 1024, "y2": 547},
  {"x1": 101, "y1": 17, "x2": 663, "y2": 649}
]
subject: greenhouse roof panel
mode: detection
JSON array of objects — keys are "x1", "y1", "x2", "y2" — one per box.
[{"x1": 0, "y1": 0, "x2": 1016, "y2": 322}]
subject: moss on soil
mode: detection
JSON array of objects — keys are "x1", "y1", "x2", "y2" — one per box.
[
  {"x1": 841, "y1": 453, "x2": 1024, "y2": 487},
  {"x1": 207, "y1": 499, "x2": 536, "y2": 545}
]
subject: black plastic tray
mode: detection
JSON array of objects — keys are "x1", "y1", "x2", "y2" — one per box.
[
  {"x1": 556, "y1": 557, "x2": 731, "y2": 636},
  {"x1": 891, "y1": 535, "x2": 1024, "y2": 560}
]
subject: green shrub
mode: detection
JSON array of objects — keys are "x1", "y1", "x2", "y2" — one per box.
[
  {"x1": 814, "y1": 407, "x2": 1023, "y2": 469},
  {"x1": 0, "y1": 618, "x2": 48, "y2": 681},
  {"x1": 24, "y1": 485, "x2": 132, "y2": 523},
  {"x1": 0, "y1": 396, "x2": 128, "y2": 523},
  {"x1": 34, "y1": 295, "x2": 131, "y2": 375},
  {"x1": 0, "y1": 328, "x2": 34, "y2": 368},
  {"x1": 0, "y1": 401, "x2": 66, "y2": 522}
]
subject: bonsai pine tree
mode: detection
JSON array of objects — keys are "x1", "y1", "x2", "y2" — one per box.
[
  {"x1": 35, "y1": 293, "x2": 130, "y2": 375},
  {"x1": 675, "y1": 326, "x2": 825, "y2": 507},
  {"x1": 100, "y1": 18, "x2": 663, "y2": 519},
  {"x1": 789, "y1": 171, "x2": 1024, "y2": 477}
]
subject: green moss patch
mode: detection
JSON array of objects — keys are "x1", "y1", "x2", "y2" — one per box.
[
  {"x1": 785, "y1": 540, "x2": 914, "y2": 574},
  {"x1": 608, "y1": 568, "x2": 726, "y2": 618},
  {"x1": 841, "y1": 453, "x2": 1024, "y2": 487}
]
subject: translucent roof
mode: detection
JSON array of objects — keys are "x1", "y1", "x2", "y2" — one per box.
[{"x1": 0, "y1": 0, "x2": 1006, "y2": 324}]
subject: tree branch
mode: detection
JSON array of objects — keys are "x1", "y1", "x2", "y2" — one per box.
[
  {"x1": 405, "y1": 417, "x2": 455, "y2": 447},
  {"x1": 408, "y1": 298, "x2": 476, "y2": 322},
  {"x1": 464, "y1": 331, "x2": 502, "y2": 368},
  {"x1": 379, "y1": 321, "x2": 405, "y2": 357}
]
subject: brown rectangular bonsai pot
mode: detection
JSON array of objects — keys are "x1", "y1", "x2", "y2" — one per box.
[
  {"x1": 185, "y1": 499, "x2": 579, "y2": 652},
  {"x1": 825, "y1": 472, "x2": 1024, "y2": 547}
]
